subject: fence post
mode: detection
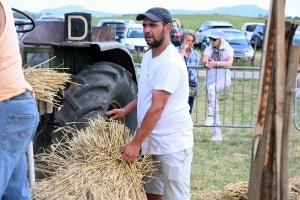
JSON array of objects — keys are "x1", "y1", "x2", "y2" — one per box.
[{"x1": 252, "y1": 38, "x2": 258, "y2": 66}]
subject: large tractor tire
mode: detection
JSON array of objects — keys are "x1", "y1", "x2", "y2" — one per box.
[{"x1": 55, "y1": 61, "x2": 138, "y2": 134}]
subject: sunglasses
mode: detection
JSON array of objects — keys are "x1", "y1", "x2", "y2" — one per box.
[{"x1": 209, "y1": 38, "x2": 218, "y2": 41}]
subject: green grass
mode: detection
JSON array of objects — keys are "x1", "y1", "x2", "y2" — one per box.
[{"x1": 191, "y1": 124, "x2": 300, "y2": 199}]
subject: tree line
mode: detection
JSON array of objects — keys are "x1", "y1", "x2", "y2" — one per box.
[{"x1": 258, "y1": 14, "x2": 300, "y2": 21}]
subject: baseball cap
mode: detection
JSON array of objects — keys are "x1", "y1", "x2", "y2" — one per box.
[
  {"x1": 136, "y1": 7, "x2": 172, "y2": 24},
  {"x1": 208, "y1": 30, "x2": 225, "y2": 39}
]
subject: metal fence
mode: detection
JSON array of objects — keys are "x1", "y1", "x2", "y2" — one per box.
[
  {"x1": 134, "y1": 63, "x2": 261, "y2": 128},
  {"x1": 192, "y1": 66, "x2": 260, "y2": 128}
]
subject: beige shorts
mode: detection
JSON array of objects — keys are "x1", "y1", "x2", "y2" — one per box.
[{"x1": 143, "y1": 148, "x2": 193, "y2": 200}]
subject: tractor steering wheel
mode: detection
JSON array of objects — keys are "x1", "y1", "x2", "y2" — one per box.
[{"x1": 12, "y1": 8, "x2": 35, "y2": 33}]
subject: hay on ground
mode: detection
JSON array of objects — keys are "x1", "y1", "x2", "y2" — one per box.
[
  {"x1": 201, "y1": 177, "x2": 300, "y2": 200},
  {"x1": 31, "y1": 116, "x2": 158, "y2": 200}
]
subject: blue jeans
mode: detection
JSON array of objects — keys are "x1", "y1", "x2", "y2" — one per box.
[{"x1": 0, "y1": 93, "x2": 39, "y2": 200}]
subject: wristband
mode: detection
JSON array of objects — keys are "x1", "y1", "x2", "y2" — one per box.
[{"x1": 216, "y1": 61, "x2": 219, "y2": 67}]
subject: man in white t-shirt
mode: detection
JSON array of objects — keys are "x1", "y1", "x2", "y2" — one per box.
[{"x1": 106, "y1": 7, "x2": 193, "y2": 200}]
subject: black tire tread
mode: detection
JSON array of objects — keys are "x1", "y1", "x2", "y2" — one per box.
[{"x1": 55, "y1": 61, "x2": 137, "y2": 132}]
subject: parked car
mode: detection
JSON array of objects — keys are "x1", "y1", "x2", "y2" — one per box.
[
  {"x1": 120, "y1": 23, "x2": 148, "y2": 56},
  {"x1": 195, "y1": 21, "x2": 234, "y2": 46},
  {"x1": 96, "y1": 19, "x2": 126, "y2": 43},
  {"x1": 201, "y1": 29, "x2": 254, "y2": 61},
  {"x1": 250, "y1": 24, "x2": 265, "y2": 49},
  {"x1": 39, "y1": 15, "x2": 64, "y2": 21},
  {"x1": 241, "y1": 22, "x2": 265, "y2": 41},
  {"x1": 14, "y1": 18, "x2": 32, "y2": 39},
  {"x1": 293, "y1": 26, "x2": 300, "y2": 45},
  {"x1": 124, "y1": 20, "x2": 136, "y2": 26},
  {"x1": 172, "y1": 18, "x2": 184, "y2": 32},
  {"x1": 170, "y1": 25, "x2": 181, "y2": 46}
]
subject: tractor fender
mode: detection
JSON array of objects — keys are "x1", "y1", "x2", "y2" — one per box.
[{"x1": 91, "y1": 42, "x2": 138, "y2": 84}]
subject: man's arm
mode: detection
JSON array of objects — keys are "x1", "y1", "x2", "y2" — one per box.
[
  {"x1": 121, "y1": 89, "x2": 171, "y2": 163},
  {"x1": 0, "y1": 2, "x2": 6, "y2": 37},
  {"x1": 131, "y1": 90, "x2": 170, "y2": 146},
  {"x1": 105, "y1": 96, "x2": 138, "y2": 119}
]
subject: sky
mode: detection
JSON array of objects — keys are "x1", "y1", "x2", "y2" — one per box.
[{"x1": 8, "y1": 0, "x2": 299, "y2": 17}]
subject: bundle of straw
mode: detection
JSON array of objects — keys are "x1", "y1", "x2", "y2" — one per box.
[
  {"x1": 23, "y1": 67, "x2": 72, "y2": 107},
  {"x1": 202, "y1": 177, "x2": 300, "y2": 200},
  {"x1": 31, "y1": 116, "x2": 158, "y2": 200},
  {"x1": 219, "y1": 181, "x2": 248, "y2": 200}
]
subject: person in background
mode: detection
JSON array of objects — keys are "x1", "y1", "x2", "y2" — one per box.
[
  {"x1": 203, "y1": 29, "x2": 233, "y2": 141},
  {"x1": 177, "y1": 30, "x2": 200, "y2": 114},
  {"x1": 0, "y1": 0, "x2": 39, "y2": 199},
  {"x1": 106, "y1": 7, "x2": 193, "y2": 200}
]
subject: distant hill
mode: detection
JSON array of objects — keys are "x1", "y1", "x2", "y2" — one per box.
[
  {"x1": 40, "y1": 5, "x2": 115, "y2": 17},
  {"x1": 168, "y1": 5, "x2": 268, "y2": 17},
  {"x1": 38, "y1": 4, "x2": 268, "y2": 18}
]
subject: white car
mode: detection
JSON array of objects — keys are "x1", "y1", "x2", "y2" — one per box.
[
  {"x1": 195, "y1": 21, "x2": 233, "y2": 46},
  {"x1": 172, "y1": 18, "x2": 184, "y2": 32},
  {"x1": 241, "y1": 22, "x2": 265, "y2": 41},
  {"x1": 124, "y1": 20, "x2": 136, "y2": 26},
  {"x1": 121, "y1": 24, "x2": 148, "y2": 56}
]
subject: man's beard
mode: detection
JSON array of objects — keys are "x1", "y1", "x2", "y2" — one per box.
[{"x1": 146, "y1": 29, "x2": 165, "y2": 48}]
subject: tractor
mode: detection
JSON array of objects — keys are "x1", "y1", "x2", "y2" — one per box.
[{"x1": 14, "y1": 9, "x2": 138, "y2": 154}]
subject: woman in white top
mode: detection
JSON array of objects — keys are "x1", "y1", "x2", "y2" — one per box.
[{"x1": 203, "y1": 29, "x2": 233, "y2": 141}]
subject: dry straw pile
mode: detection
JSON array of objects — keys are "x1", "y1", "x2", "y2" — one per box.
[
  {"x1": 200, "y1": 178, "x2": 300, "y2": 200},
  {"x1": 23, "y1": 66, "x2": 72, "y2": 107},
  {"x1": 31, "y1": 116, "x2": 158, "y2": 200}
]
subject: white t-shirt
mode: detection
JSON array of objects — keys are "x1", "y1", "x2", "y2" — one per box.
[
  {"x1": 137, "y1": 44, "x2": 194, "y2": 155},
  {"x1": 204, "y1": 41, "x2": 233, "y2": 86}
]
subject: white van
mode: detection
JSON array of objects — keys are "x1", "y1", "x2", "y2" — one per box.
[
  {"x1": 121, "y1": 24, "x2": 148, "y2": 56},
  {"x1": 241, "y1": 22, "x2": 265, "y2": 41}
]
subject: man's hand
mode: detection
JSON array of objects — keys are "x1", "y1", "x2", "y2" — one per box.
[
  {"x1": 121, "y1": 141, "x2": 140, "y2": 163},
  {"x1": 105, "y1": 108, "x2": 126, "y2": 120}
]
